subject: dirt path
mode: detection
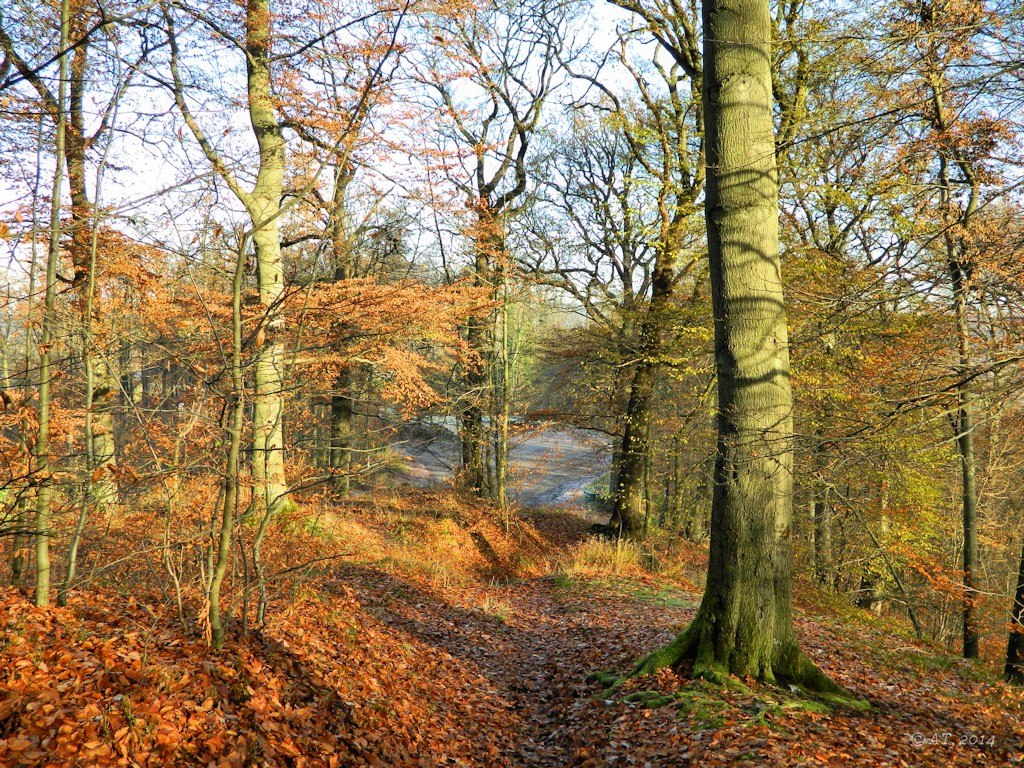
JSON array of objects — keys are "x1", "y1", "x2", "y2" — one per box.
[
  {"x1": 339, "y1": 569, "x2": 696, "y2": 766},
  {"x1": 393, "y1": 424, "x2": 610, "y2": 510},
  {"x1": 328, "y1": 504, "x2": 1024, "y2": 767}
]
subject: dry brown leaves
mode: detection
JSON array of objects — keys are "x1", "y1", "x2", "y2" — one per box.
[{"x1": 1, "y1": 500, "x2": 1023, "y2": 766}]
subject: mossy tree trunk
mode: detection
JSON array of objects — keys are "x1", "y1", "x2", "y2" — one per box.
[{"x1": 631, "y1": 0, "x2": 839, "y2": 691}]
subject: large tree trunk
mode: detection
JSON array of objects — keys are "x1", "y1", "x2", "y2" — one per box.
[
  {"x1": 246, "y1": 0, "x2": 294, "y2": 516},
  {"x1": 631, "y1": 0, "x2": 838, "y2": 691}
]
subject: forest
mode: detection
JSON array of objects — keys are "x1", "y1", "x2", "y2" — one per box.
[{"x1": 1, "y1": 0, "x2": 1024, "y2": 764}]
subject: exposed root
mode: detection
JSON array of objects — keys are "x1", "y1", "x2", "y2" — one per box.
[
  {"x1": 630, "y1": 617, "x2": 701, "y2": 677},
  {"x1": 623, "y1": 610, "x2": 849, "y2": 698}
]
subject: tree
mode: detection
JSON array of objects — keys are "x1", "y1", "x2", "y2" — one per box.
[
  {"x1": 628, "y1": 0, "x2": 839, "y2": 689},
  {"x1": 414, "y1": 0, "x2": 562, "y2": 503},
  {"x1": 0, "y1": 0, "x2": 132, "y2": 514},
  {"x1": 280, "y1": 2, "x2": 406, "y2": 496},
  {"x1": 875, "y1": 0, "x2": 1014, "y2": 659},
  {"x1": 165, "y1": 0, "x2": 296, "y2": 517}
]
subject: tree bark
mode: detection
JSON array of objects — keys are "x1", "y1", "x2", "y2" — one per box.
[
  {"x1": 246, "y1": 0, "x2": 294, "y2": 516},
  {"x1": 1005, "y1": 534, "x2": 1024, "y2": 684},
  {"x1": 631, "y1": 0, "x2": 839, "y2": 690},
  {"x1": 33, "y1": 0, "x2": 71, "y2": 607}
]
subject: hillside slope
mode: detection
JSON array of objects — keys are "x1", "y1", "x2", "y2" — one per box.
[{"x1": 2, "y1": 493, "x2": 1023, "y2": 766}]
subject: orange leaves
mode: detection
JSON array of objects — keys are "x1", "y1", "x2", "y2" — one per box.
[
  {"x1": 4, "y1": 489, "x2": 1024, "y2": 767},
  {"x1": 288, "y1": 276, "x2": 485, "y2": 409}
]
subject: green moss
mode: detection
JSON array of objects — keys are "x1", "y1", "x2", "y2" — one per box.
[
  {"x1": 817, "y1": 692, "x2": 872, "y2": 711},
  {"x1": 671, "y1": 686, "x2": 731, "y2": 728},
  {"x1": 552, "y1": 573, "x2": 573, "y2": 591},
  {"x1": 622, "y1": 689, "x2": 679, "y2": 708},
  {"x1": 779, "y1": 697, "x2": 831, "y2": 714},
  {"x1": 586, "y1": 669, "x2": 626, "y2": 698}
]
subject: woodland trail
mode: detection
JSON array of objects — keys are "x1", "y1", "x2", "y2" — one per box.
[
  {"x1": 326, "y1": 506, "x2": 1024, "y2": 767},
  {"x1": 395, "y1": 424, "x2": 611, "y2": 510},
  {"x1": 335, "y1": 560, "x2": 698, "y2": 766},
  {"x1": 327, "y1": 503, "x2": 702, "y2": 765}
]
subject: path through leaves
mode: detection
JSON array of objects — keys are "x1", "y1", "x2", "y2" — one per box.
[{"x1": 1, "y1": 503, "x2": 1023, "y2": 766}]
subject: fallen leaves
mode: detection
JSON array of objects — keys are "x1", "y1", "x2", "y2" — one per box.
[{"x1": 1, "y1": 500, "x2": 1023, "y2": 766}]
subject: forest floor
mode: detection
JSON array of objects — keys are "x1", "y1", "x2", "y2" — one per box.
[{"x1": 2, "y1": 490, "x2": 1024, "y2": 767}]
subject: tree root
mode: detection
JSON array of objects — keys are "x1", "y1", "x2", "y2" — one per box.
[{"x1": 615, "y1": 610, "x2": 853, "y2": 700}]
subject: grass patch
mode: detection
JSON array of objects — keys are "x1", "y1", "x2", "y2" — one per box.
[
  {"x1": 559, "y1": 537, "x2": 643, "y2": 578},
  {"x1": 477, "y1": 592, "x2": 512, "y2": 624}
]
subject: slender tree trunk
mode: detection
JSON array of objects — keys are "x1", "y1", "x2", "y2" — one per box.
[
  {"x1": 857, "y1": 477, "x2": 889, "y2": 615},
  {"x1": 1005, "y1": 535, "x2": 1024, "y2": 683},
  {"x1": 952, "y1": 269, "x2": 980, "y2": 659},
  {"x1": 328, "y1": 164, "x2": 355, "y2": 495},
  {"x1": 631, "y1": 0, "x2": 838, "y2": 690},
  {"x1": 921, "y1": 8, "x2": 982, "y2": 658},
  {"x1": 11, "y1": 114, "x2": 44, "y2": 588},
  {"x1": 246, "y1": 0, "x2": 294, "y2": 516},
  {"x1": 495, "y1": 274, "x2": 512, "y2": 514},
  {"x1": 59, "y1": 334, "x2": 93, "y2": 606},
  {"x1": 34, "y1": 0, "x2": 71, "y2": 607},
  {"x1": 88, "y1": 356, "x2": 118, "y2": 508},
  {"x1": 210, "y1": 243, "x2": 247, "y2": 649},
  {"x1": 813, "y1": 495, "x2": 833, "y2": 588}
]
